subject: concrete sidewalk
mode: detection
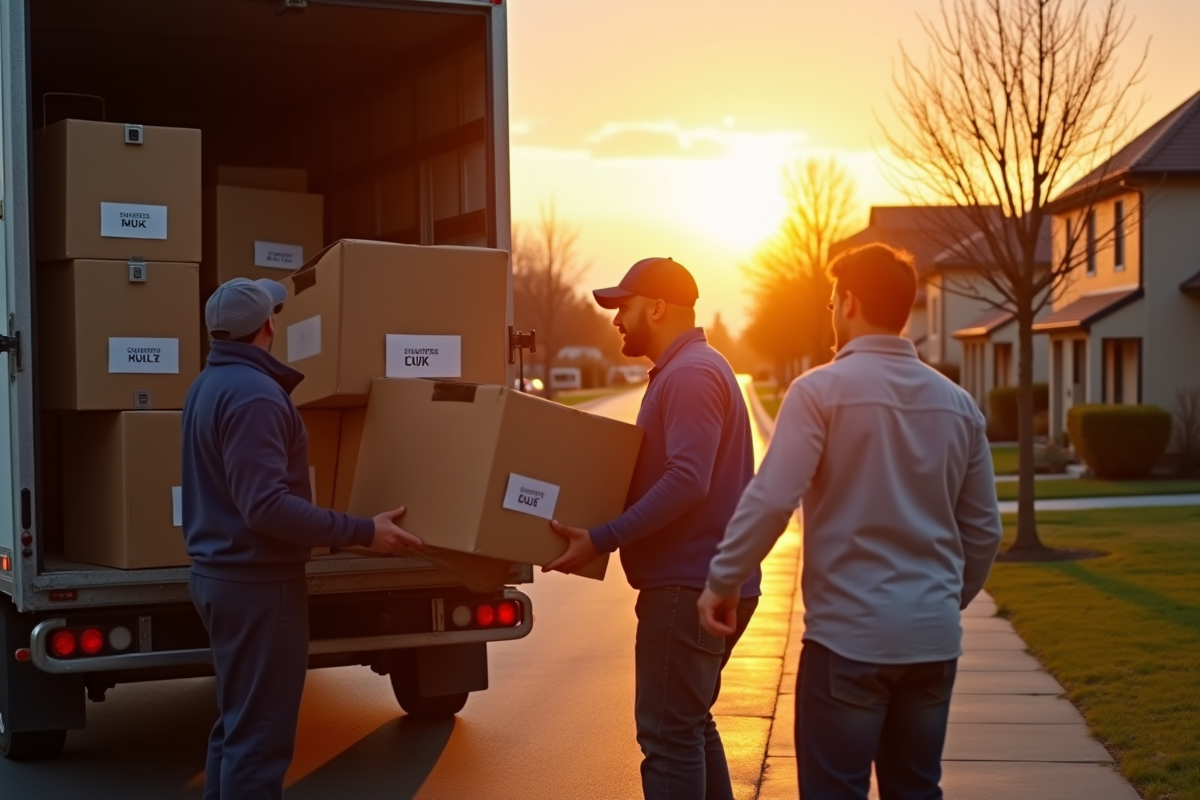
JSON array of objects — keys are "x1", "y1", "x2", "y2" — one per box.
[
  {"x1": 998, "y1": 493, "x2": 1200, "y2": 513},
  {"x1": 740, "y1": 384, "x2": 1142, "y2": 799},
  {"x1": 753, "y1": 587, "x2": 1141, "y2": 799}
]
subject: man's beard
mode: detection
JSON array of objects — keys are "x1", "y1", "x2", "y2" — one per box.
[{"x1": 620, "y1": 309, "x2": 651, "y2": 358}]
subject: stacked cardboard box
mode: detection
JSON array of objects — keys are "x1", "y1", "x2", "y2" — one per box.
[{"x1": 35, "y1": 119, "x2": 202, "y2": 569}]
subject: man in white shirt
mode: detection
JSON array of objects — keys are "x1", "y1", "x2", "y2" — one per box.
[{"x1": 698, "y1": 244, "x2": 1003, "y2": 799}]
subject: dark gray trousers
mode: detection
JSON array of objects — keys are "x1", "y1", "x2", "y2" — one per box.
[{"x1": 190, "y1": 572, "x2": 309, "y2": 800}]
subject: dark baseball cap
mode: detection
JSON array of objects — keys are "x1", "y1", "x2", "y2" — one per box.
[{"x1": 593, "y1": 257, "x2": 699, "y2": 309}]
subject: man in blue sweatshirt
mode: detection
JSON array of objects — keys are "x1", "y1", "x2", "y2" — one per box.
[
  {"x1": 545, "y1": 257, "x2": 761, "y2": 800},
  {"x1": 183, "y1": 277, "x2": 421, "y2": 800}
]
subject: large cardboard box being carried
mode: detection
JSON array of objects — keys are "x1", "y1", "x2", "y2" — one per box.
[
  {"x1": 34, "y1": 120, "x2": 201, "y2": 263},
  {"x1": 38, "y1": 260, "x2": 200, "y2": 410},
  {"x1": 62, "y1": 411, "x2": 190, "y2": 569},
  {"x1": 271, "y1": 240, "x2": 509, "y2": 408},
  {"x1": 202, "y1": 185, "x2": 324, "y2": 294},
  {"x1": 347, "y1": 379, "x2": 644, "y2": 580}
]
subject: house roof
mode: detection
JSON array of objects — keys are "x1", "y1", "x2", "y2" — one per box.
[
  {"x1": 1055, "y1": 89, "x2": 1200, "y2": 205},
  {"x1": 1182, "y1": 269, "x2": 1200, "y2": 295},
  {"x1": 1031, "y1": 287, "x2": 1144, "y2": 333},
  {"x1": 932, "y1": 217, "x2": 1052, "y2": 271},
  {"x1": 953, "y1": 308, "x2": 1016, "y2": 339},
  {"x1": 833, "y1": 206, "x2": 992, "y2": 275}
]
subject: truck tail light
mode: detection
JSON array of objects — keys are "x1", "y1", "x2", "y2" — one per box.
[
  {"x1": 14, "y1": 648, "x2": 31, "y2": 663},
  {"x1": 80, "y1": 628, "x2": 105, "y2": 655},
  {"x1": 51, "y1": 630, "x2": 77, "y2": 658},
  {"x1": 496, "y1": 600, "x2": 519, "y2": 627},
  {"x1": 476, "y1": 605, "x2": 495, "y2": 627}
]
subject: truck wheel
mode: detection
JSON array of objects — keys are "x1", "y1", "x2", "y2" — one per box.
[
  {"x1": 0, "y1": 729, "x2": 67, "y2": 760},
  {"x1": 389, "y1": 673, "x2": 469, "y2": 718}
]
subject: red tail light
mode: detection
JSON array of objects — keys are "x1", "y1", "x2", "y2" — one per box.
[
  {"x1": 80, "y1": 628, "x2": 105, "y2": 655},
  {"x1": 476, "y1": 605, "x2": 495, "y2": 627},
  {"x1": 51, "y1": 630, "x2": 77, "y2": 658},
  {"x1": 496, "y1": 600, "x2": 519, "y2": 627}
]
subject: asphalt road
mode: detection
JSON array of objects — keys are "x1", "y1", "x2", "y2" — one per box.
[{"x1": 0, "y1": 387, "x2": 651, "y2": 799}]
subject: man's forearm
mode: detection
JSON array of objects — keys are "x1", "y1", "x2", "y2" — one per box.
[{"x1": 706, "y1": 477, "x2": 793, "y2": 595}]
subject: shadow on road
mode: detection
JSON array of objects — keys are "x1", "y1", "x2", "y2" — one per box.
[{"x1": 287, "y1": 716, "x2": 455, "y2": 799}]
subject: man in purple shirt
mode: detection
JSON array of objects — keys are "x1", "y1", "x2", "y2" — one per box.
[{"x1": 546, "y1": 257, "x2": 761, "y2": 800}]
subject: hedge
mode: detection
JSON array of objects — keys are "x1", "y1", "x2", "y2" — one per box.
[
  {"x1": 1066, "y1": 404, "x2": 1173, "y2": 479},
  {"x1": 988, "y1": 383, "x2": 1049, "y2": 440}
]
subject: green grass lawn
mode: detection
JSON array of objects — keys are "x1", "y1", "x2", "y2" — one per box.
[
  {"x1": 991, "y1": 445, "x2": 1019, "y2": 475},
  {"x1": 987, "y1": 506, "x2": 1200, "y2": 799},
  {"x1": 755, "y1": 384, "x2": 782, "y2": 421},
  {"x1": 553, "y1": 385, "x2": 638, "y2": 407},
  {"x1": 997, "y1": 479, "x2": 1200, "y2": 502}
]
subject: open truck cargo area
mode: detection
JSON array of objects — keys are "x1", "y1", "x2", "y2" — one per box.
[{"x1": 0, "y1": 0, "x2": 526, "y2": 760}]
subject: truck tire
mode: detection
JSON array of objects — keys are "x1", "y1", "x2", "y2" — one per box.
[
  {"x1": 0, "y1": 729, "x2": 67, "y2": 760},
  {"x1": 389, "y1": 672, "x2": 469, "y2": 718}
]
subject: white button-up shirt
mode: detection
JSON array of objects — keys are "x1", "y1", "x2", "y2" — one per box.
[{"x1": 708, "y1": 335, "x2": 1003, "y2": 664}]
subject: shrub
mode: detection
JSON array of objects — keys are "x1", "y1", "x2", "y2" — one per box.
[
  {"x1": 988, "y1": 383, "x2": 1050, "y2": 440},
  {"x1": 1034, "y1": 442, "x2": 1071, "y2": 474},
  {"x1": 1066, "y1": 404, "x2": 1173, "y2": 479}
]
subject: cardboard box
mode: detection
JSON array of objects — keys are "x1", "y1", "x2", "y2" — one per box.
[
  {"x1": 298, "y1": 409, "x2": 341, "y2": 509},
  {"x1": 347, "y1": 379, "x2": 644, "y2": 580},
  {"x1": 38, "y1": 260, "x2": 200, "y2": 410},
  {"x1": 332, "y1": 408, "x2": 366, "y2": 512},
  {"x1": 272, "y1": 240, "x2": 509, "y2": 408},
  {"x1": 34, "y1": 119, "x2": 201, "y2": 263},
  {"x1": 202, "y1": 185, "x2": 324, "y2": 295},
  {"x1": 215, "y1": 166, "x2": 308, "y2": 193},
  {"x1": 62, "y1": 411, "x2": 190, "y2": 569}
]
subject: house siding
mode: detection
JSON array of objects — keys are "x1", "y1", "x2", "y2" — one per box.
[
  {"x1": 1054, "y1": 190, "x2": 1142, "y2": 306},
  {"x1": 1142, "y1": 181, "x2": 1200, "y2": 414}
]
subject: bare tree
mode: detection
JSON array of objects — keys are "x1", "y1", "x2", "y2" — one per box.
[
  {"x1": 884, "y1": 0, "x2": 1146, "y2": 553},
  {"x1": 743, "y1": 158, "x2": 859, "y2": 382},
  {"x1": 512, "y1": 203, "x2": 589, "y2": 398}
]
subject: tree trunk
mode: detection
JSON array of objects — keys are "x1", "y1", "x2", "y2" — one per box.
[{"x1": 1010, "y1": 285, "x2": 1046, "y2": 552}]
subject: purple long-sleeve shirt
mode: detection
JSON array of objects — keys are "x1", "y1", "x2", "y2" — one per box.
[{"x1": 589, "y1": 328, "x2": 761, "y2": 597}]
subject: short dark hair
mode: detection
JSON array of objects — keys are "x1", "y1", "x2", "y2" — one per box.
[{"x1": 827, "y1": 244, "x2": 918, "y2": 331}]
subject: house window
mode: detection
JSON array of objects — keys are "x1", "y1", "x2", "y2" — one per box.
[
  {"x1": 993, "y1": 343, "x2": 1013, "y2": 389},
  {"x1": 1086, "y1": 210, "x2": 1097, "y2": 276},
  {"x1": 1113, "y1": 200, "x2": 1126, "y2": 272},
  {"x1": 931, "y1": 296, "x2": 940, "y2": 336},
  {"x1": 1065, "y1": 218, "x2": 1074, "y2": 268}
]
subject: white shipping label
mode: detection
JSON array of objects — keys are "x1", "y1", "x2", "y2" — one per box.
[
  {"x1": 171, "y1": 486, "x2": 183, "y2": 527},
  {"x1": 385, "y1": 334, "x2": 462, "y2": 378},
  {"x1": 108, "y1": 337, "x2": 180, "y2": 374},
  {"x1": 254, "y1": 241, "x2": 304, "y2": 270},
  {"x1": 287, "y1": 315, "x2": 322, "y2": 363},
  {"x1": 502, "y1": 474, "x2": 561, "y2": 521},
  {"x1": 100, "y1": 202, "x2": 168, "y2": 240}
]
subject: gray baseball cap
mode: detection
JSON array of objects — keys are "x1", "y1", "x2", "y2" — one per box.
[{"x1": 206, "y1": 278, "x2": 288, "y2": 340}]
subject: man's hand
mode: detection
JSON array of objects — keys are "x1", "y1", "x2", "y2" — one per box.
[
  {"x1": 369, "y1": 506, "x2": 423, "y2": 555},
  {"x1": 698, "y1": 587, "x2": 738, "y2": 637},
  {"x1": 542, "y1": 520, "x2": 601, "y2": 574}
]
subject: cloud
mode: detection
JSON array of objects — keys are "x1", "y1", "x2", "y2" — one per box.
[{"x1": 586, "y1": 121, "x2": 732, "y2": 160}]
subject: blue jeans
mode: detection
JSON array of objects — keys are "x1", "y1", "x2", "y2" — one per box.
[
  {"x1": 796, "y1": 641, "x2": 957, "y2": 800},
  {"x1": 634, "y1": 586, "x2": 758, "y2": 800},
  {"x1": 190, "y1": 573, "x2": 310, "y2": 800}
]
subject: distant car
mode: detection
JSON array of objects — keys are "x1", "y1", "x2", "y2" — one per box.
[
  {"x1": 549, "y1": 367, "x2": 583, "y2": 392},
  {"x1": 609, "y1": 365, "x2": 649, "y2": 385}
]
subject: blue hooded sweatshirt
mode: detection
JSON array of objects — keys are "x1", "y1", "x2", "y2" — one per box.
[{"x1": 182, "y1": 340, "x2": 374, "y2": 582}]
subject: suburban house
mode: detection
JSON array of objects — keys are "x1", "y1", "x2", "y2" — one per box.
[
  {"x1": 834, "y1": 206, "x2": 981, "y2": 361},
  {"x1": 944, "y1": 222, "x2": 1052, "y2": 410},
  {"x1": 1037, "y1": 89, "x2": 1200, "y2": 440}
]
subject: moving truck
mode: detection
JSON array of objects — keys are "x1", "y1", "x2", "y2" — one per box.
[{"x1": 0, "y1": 0, "x2": 531, "y2": 760}]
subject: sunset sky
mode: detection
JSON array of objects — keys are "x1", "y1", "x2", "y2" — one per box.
[{"x1": 505, "y1": 0, "x2": 1199, "y2": 334}]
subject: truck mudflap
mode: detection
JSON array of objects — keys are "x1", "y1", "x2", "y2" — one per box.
[{"x1": 27, "y1": 588, "x2": 532, "y2": 676}]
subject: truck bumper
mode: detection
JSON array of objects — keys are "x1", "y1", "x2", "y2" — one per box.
[{"x1": 29, "y1": 588, "x2": 533, "y2": 675}]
